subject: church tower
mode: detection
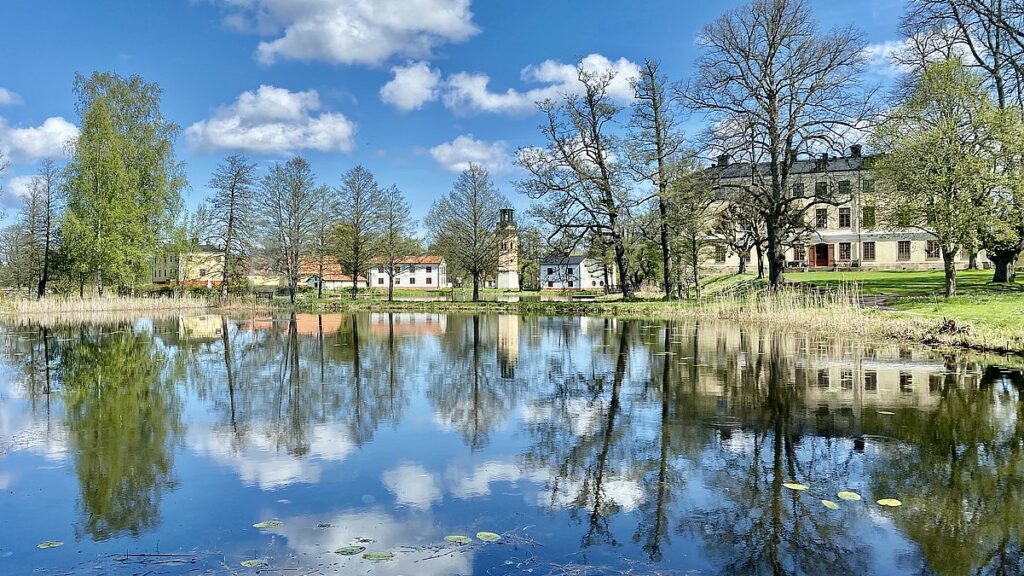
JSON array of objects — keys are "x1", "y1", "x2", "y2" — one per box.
[{"x1": 496, "y1": 208, "x2": 520, "y2": 290}]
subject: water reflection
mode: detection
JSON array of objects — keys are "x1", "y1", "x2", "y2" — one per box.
[{"x1": 0, "y1": 313, "x2": 1021, "y2": 575}]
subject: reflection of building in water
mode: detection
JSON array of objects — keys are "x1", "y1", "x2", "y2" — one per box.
[
  {"x1": 179, "y1": 315, "x2": 222, "y2": 341},
  {"x1": 368, "y1": 313, "x2": 447, "y2": 338},
  {"x1": 293, "y1": 314, "x2": 344, "y2": 336},
  {"x1": 497, "y1": 315, "x2": 520, "y2": 378}
]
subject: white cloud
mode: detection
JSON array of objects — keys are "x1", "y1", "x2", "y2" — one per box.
[
  {"x1": 185, "y1": 85, "x2": 356, "y2": 154},
  {"x1": 0, "y1": 88, "x2": 21, "y2": 106},
  {"x1": 217, "y1": 0, "x2": 478, "y2": 66},
  {"x1": 429, "y1": 134, "x2": 511, "y2": 174},
  {"x1": 4, "y1": 175, "x2": 35, "y2": 208},
  {"x1": 381, "y1": 462, "x2": 443, "y2": 510},
  {"x1": 380, "y1": 61, "x2": 441, "y2": 111},
  {"x1": 0, "y1": 116, "x2": 78, "y2": 164},
  {"x1": 442, "y1": 53, "x2": 640, "y2": 115},
  {"x1": 863, "y1": 40, "x2": 913, "y2": 78}
]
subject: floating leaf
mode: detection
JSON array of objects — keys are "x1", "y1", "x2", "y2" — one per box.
[
  {"x1": 240, "y1": 558, "x2": 269, "y2": 568},
  {"x1": 352, "y1": 537, "x2": 376, "y2": 545},
  {"x1": 252, "y1": 519, "x2": 282, "y2": 529},
  {"x1": 877, "y1": 498, "x2": 903, "y2": 507},
  {"x1": 821, "y1": 500, "x2": 840, "y2": 510},
  {"x1": 476, "y1": 531, "x2": 501, "y2": 542},
  {"x1": 444, "y1": 535, "x2": 472, "y2": 544},
  {"x1": 334, "y1": 546, "x2": 365, "y2": 556},
  {"x1": 782, "y1": 483, "x2": 809, "y2": 491},
  {"x1": 837, "y1": 491, "x2": 862, "y2": 501},
  {"x1": 362, "y1": 551, "x2": 395, "y2": 561},
  {"x1": 36, "y1": 541, "x2": 63, "y2": 550}
]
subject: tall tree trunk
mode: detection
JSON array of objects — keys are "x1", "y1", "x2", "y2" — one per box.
[
  {"x1": 388, "y1": 270, "x2": 395, "y2": 302},
  {"x1": 658, "y1": 195, "x2": 672, "y2": 299},
  {"x1": 737, "y1": 255, "x2": 747, "y2": 275},
  {"x1": 943, "y1": 248, "x2": 958, "y2": 298},
  {"x1": 613, "y1": 239, "x2": 632, "y2": 299},
  {"x1": 755, "y1": 243, "x2": 765, "y2": 279},
  {"x1": 766, "y1": 217, "x2": 785, "y2": 287},
  {"x1": 990, "y1": 249, "x2": 1019, "y2": 283},
  {"x1": 317, "y1": 260, "x2": 324, "y2": 300},
  {"x1": 472, "y1": 272, "x2": 480, "y2": 302}
]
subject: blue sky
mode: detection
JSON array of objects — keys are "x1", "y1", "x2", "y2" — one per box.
[{"x1": 0, "y1": 0, "x2": 907, "y2": 225}]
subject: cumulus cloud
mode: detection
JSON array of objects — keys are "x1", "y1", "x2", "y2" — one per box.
[
  {"x1": 429, "y1": 134, "x2": 511, "y2": 174},
  {"x1": 0, "y1": 88, "x2": 21, "y2": 106},
  {"x1": 381, "y1": 462, "x2": 443, "y2": 510},
  {"x1": 863, "y1": 40, "x2": 913, "y2": 78},
  {"x1": 380, "y1": 61, "x2": 442, "y2": 111},
  {"x1": 4, "y1": 175, "x2": 35, "y2": 208},
  {"x1": 185, "y1": 85, "x2": 356, "y2": 154},
  {"x1": 0, "y1": 116, "x2": 78, "y2": 164},
  {"x1": 217, "y1": 0, "x2": 478, "y2": 66},
  {"x1": 442, "y1": 53, "x2": 640, "y2": 115}
]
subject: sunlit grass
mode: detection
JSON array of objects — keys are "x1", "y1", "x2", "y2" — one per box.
[{"x1": 0, "y1": 295, "x2": 212, "y2": 315}]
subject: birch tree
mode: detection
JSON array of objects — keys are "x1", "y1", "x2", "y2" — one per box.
[
  {"x1": 334, "y1": 165, "x2": 383, "y2": 299},
  {"x1": 378, "y1": 185, "x2": 416, "y2": 302},
  {"x1": 207, "y1": 154, "x2": 256, "y2": 297},
  {"x1": 679, "y1": 0, "x2": 875, "y2": 287},
  {"x1": 257, "y1": 157, "x2": 318, "y2": 304}
]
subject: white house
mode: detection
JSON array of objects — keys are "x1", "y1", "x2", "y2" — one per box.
[
  {"x1": 299, "y1": 258, "x2": 367, "y2": 291},
  {"x1": 540, "y1": 256, "x2": 613, "y2": 290},
  {"x1": 368, "y1": 256, "x2": 447, "y2": 289}
]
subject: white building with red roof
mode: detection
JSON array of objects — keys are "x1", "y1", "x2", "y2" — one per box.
[{"x1": 368, "y1": 256, "x2": 447, "y2": 289}]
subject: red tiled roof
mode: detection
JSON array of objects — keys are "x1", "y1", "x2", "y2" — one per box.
[
  {"x1": 298, "y1": 258, "x2": 366, "y2": 282},
  {"x1": 370, "y1": 255, "x2": 444, "y2": 265}
]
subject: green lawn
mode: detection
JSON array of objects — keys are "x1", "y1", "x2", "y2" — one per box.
[{"x1": 789, "y1": 269, "x2": 1023, "y2": 297}]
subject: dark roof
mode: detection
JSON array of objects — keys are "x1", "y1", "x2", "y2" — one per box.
[
  {"x1": 714, "y1": 154, "x2": 870, "y2": 179},
  {"x1": 541, "y1": 255, "x2": 587, "y2": 266}
]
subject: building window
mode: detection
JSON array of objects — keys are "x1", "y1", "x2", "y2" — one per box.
[
  {"x1": 378, "y1": 277, "x2": 384, "y2": 285},
  {"x1": 791, "y1": 183, "x2": 805, "y2": 198},
  {"x1": 793, "y1": 243, "x2": 805, "y2": 261},
  {"x1": 199, "y1": 268, "x2": 207, "y2": 276},
  {"x1": 863, "y1": 241, "x2": 876, "y2": 261},
  {"x1": 864, "y1": 371, "x2": 877, "y2": 392},
  {"x1": 715, "y1": 246, "x2": 726, "y2": 263},
  {"x1": 426, "y1": 277, "x2": 432, "y2": 285},
  {"x1": 862, "y1": 179, "x2": 875, "y2": 193},
  {"x1": 815, "y1": 208, "x2": 828, "y2": 229},
  {"x1": 426, "y1": 266, "x2": 432, "y2": 274},
  {"x1": 592, "y1": 280, "x2": 597, "y2": 287},
  {"x1": 378, "y1": 267, "x2": 383, "y2": 273},
  {"x1": 548, "y1": 281, "x2": 554, "y2": 288},
  {"x1": 838, "y1": 180, "x2": 852, "y2": 196},
  {"x1": 839, "y1": 242, "x2": 851, "y2": 261},
  {"x1": 862, "y1": 206, "x2": 876, "y2": 228},
  {"x1": 568, "y1": 280, "x2": 574, "y2": 288},
  {"x1": 841, "y1": 369, "x2": 854, "y2": 390},
  {"x1": 567, "y1": 267, "x2": 574, "y2": 276},
  {"x1": 839, "y1": 207, "x2": 851, "y2": 228},
  {"x1": 815, "y1": 181, "x2": 828, "y2": 196},
  {"x1": 898, "y1": 240, "x2": 911, "y2": 261},
  {"x1": 900, "y1": 372, "x2": 913, "y2": 393},
  {"x1": 547, "y1": 267, "x2": 554, "y2": 275},
  {"x1": 818, "y1": 369, "x2": 830, "y2": 388},
  {"x1": 395, "y1": 278, "x2": 400, "y2": 285},
  {"x1": 926, "y1": 240, "x2": 940, "y2": 259}
]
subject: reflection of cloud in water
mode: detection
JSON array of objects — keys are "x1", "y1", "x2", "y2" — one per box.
[
  {"x1": 187, "y1": 422, "x2": 355, "y2": 490},
  {"x1": 0, "y1": 380, "x2": 68, "y2": 463},
  {"x1": 382, "y1": 462, "x2": 443, "y2": 510},
  {"x1": 270, "y1": 509, "x2": 473, "y2": 575},
  {"x1": 520, "y1": 398, "x2": 604, "y2": 437},
  {"x1": 446, "y1": 459, "x2": 644, "y2": 512}
]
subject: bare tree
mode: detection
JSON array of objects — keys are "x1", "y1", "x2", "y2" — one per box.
[
  {"x1": 518, "y1": 64, "x2": 646, "y2": 298},
  {"x1": 208, "y1": 154, "x2": 257, "y2": 298},
  {"x1": 257, "y1": 157, "x2": 318, "y2": 304},
  {"x1": 679, "y1": 0, "x2": 875, "y2": 286},
  {"x1": 378, "y1": 184, "x2": 416, "y2": 302},
  {"x1": 310, "y1": 185, "x2": 339, "y2": 299},
  {"x1": 426, "y1": 165, "x2": 506, "y2": 301},
  {"x1": 630, "y1": 59, "x2": 686, "y2": 299},
  {"x1": 334, "y1": 165, "x2": 383, "y2": 299},
  {"x1": 668, "y1": 159, "x2": 718, "y2": 299}
]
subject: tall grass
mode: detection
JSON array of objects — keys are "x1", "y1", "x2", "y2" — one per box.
[{"x1": 1, "y1": 295, "x2": 211, "y2": 315}]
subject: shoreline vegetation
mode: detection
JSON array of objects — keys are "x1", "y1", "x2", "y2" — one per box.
[{"x1": 1, "y1": 271, "x2": 1020, "y2": 356}]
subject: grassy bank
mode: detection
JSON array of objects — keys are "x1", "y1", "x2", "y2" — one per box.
[{"x1": 0, "y1": 294, "x2": 214, "y2": 315}]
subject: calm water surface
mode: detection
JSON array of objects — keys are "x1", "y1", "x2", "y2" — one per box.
[{"x1": 0, "y1": 312, "x2": 1022, "y2": 575}]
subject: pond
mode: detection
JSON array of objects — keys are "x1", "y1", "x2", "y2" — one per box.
[{"x1": 0, "y1": 312, "x2": 1022, "y2": 575}]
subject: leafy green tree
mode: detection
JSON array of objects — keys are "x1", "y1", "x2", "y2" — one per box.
[
  {"x1": 63, "y1": 72, "x2": 184, "y2": 294},
  {"x1": 668, "y1": 158, "x2": 718, "y2": 299},
  {"x1": 871, "y1": 59, "x2": 1006, "y2": 297},
  {"x1": 256, "y1": 157, "x2": 318, "y2": 304}
]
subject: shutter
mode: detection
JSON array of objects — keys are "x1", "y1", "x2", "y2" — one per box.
[{"x1": 827, "y1": 244, "x2": 836, "y2": 266}]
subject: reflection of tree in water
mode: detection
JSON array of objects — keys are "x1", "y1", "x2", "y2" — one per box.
[
  {"x1": 682, "y1": 330, "x2": 869, "y2": 576},
  {"x1": 57, "y1": 326, "x2": 183, "y2": 541},
  {"x1": 871, "y1": 364, "x2": 1024, "y2": 575},
  {"x1": 522, "y1": 320, "x2": 640, "y2": 550},
  {"x1": 426, "y1": 315, "x2": 518, "y2": 450}
]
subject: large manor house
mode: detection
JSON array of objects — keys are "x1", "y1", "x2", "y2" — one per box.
[{"x1": 709, "y1": 145, "x2": 981, "y2": 272}]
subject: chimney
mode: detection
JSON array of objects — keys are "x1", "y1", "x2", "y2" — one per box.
[
  {"x1": 717, "y1": 154, "x2": 731, "y2": 167},
  {"x1": 849, "y1": 144, "x2": 862, "y2": 158}
]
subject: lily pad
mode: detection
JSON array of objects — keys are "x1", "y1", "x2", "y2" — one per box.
[
  {"x1": 444, "y1": 535, "x2": 472, "y2": 544},
  {"x1": 240, "y1": 558, "x2": 269, "y2": 568},
  {"x1": 782, "y1": 483, "x2": 809, "y2": 491},
  {"x1": 877, "y1": 498, "x2": 903, "y2": 507},
  {"x1": 334, "y1": 546, "x2": 365, "y2": 556},
  {"x1": 476, "y1": 531, "x2": 502, "y2": 542},
  {"x1": 362, "y1": 551, "x2": 395, "y2": 561},
  {"x1": 252, "y1": 519, "x2": 282, "y2": 529},
  {"x1": 837, "y1": 491, "x2": 862, "y2": 501},
  {"x1": 36, "y1": 541, "x2": 63, "y2": 550},
  {"x1": 821, "y1": 499, "x2": 840, "y2": 510}
]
